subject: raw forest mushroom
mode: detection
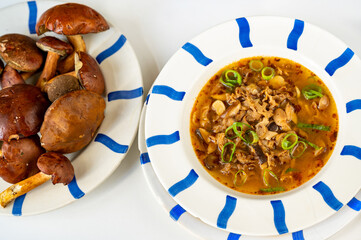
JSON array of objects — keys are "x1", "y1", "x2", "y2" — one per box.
[
  {"x1": 36, "y1": 36, "x2": 73, "y2": 91},
  {"x1": 44, "y1": 74, "x2": 81, "y2": 102},
  {"x1": 75, "y1": 51, "x2": 105, "y2": 95},
  {"x1": 0, "y1": 84, "x2": 50, "y2": 141},
  {"x1": 0, "y1": 135, "x2": 44, "y2": 184},
  {"x1": 1, "y1": 65, "x2": 25, "y2": 88},
  {"x1": 36, "y1": 3, "x2": 109, "y2": 74},
  {"x1": 0, "y1": 34, "x2": 43, "y2": 72},
  {"x1": 0, "y1": 152, "x2": 74, "y2": 208},
  {"x1": 40, "y1": 90, "x2": 105, "y2": 153}
]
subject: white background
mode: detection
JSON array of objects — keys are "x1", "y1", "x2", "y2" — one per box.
[{"x1": 0, "y1": 0, "x2": 360, "y2": 239}]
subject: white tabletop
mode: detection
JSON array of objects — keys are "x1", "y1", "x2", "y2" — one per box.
[{"x1": 0, "y1": 0, "x2": 360, "y2": 239}]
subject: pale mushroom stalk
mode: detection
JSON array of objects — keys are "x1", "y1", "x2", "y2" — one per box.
[
  {"x1": 0, "y1": 152, "x2": 74, "y2": 208},
  {"x1": 36, "y1": 36, "x2": 73, "y2": 91},
  {"x1": 57, "y1": 35, "x2": 86, "y2": 74}
]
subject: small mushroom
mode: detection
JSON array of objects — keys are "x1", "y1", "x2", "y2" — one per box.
[
  {"x1": 318, "y1": 95, "x2": 330, "y2": 110},
  {"x1": 0, "y1": 135, "x2": 44, "y2": 184},
  {"x1": 40, "y1": 90, "x2": 105, "y2": 153},
  {"x1": 44, "y1": 74, "x2": 80, "y2": 102},
  {"x1": 75, "y1": 51, "x2": 105, "y2": 95},
  {"x1": 274, "y1": 108, "x2": 291, "y2": 131},
  {"x1": 0, "y1": 152, "x2": 74, "y2": 208},
  {"x1": 0, "y1": 34, "x2": 43, "y2": 72},
  {"x1": 0, "y1": 84, "x2": 50, "y2": 141},
  {"x1": 36, "y1": 3, "x2": 109, "y2": 74},
  {"x1": 36, "y1": 36, "x2": 73, "y2": 91},
  {"x1": 1, "y1": 65, "x2": 25, "y2": 88}
]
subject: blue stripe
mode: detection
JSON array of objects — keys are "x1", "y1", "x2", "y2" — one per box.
[
  {"x1": 140, "y1": 152, "x2": 150, "y2": 165},
  {"x1": 346, "y1": 99, "x2": 361, "y2": 113},
  {"x1": 271, "y1": 200, "x2": 288, "y2": 234},
  {"x1": 145, "y1": 94, "x2": 150, "y2": 105},
  {"x1": 146, "y1": 131, "x2": 180, "y2": 148},
  {"x1": 96, "y1": 34, "x2": 127, "y2": 64},
  {"x1": 287, "y1": 19, "x2": 304, "y2": 50},
  {"x1": 12, "y1": 194, "x2": 26, "y2": 216},
  {"x1": 68, "y1": 176, "x2": 85, "y2": 199},
  {"x1": 27, "y1": 1, "x2": 37, "y2": 34},
  {"x1": 94, "y1": 133, "x2": 129, "y2": 153},
  {"x1": 169, "y1": 204, "x2": 186, "y2": 221},
  {"x1": 108, "y1": 87, "x2": 143, "y2": 101},
  {"x1": 168, "y1": 169, "x2": 199, "y2": 197},
  {"x1": 292, "y1": 230, "x2": 305, "y2": 240},
  {"x1": 313, "y1": 181, "x2": 343, "y2": 211},
  {"x1": 152, "y1": 85, "x2": 185, "y2": 101},
  {"x1": 341, "y1": 145, "x2": 361, "y2": 160},
  {"x1": 347, "y1": 197, "x2": 361, "y2": 211},
  {"x1": 325, "y1": 48, "x2": 354, "y2": 76},
  {"x1": 235, "y1": 17, "x2": 253, "y2": 48},
  {"x1": 227, "y1": 233, "x2": 241, "y2": 240},
  {"x1": 217, "y1": 195, "x2": 237, "y2": 229},
  {"x1": 182, "y1": 42, "x2": 213, "y2": 66}
]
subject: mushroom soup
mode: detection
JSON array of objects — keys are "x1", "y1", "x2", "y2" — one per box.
[{"x1": 190, "y1": 57, "x2": 338, "y2": 195}]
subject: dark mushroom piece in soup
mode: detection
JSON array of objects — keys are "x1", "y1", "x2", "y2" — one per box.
[{"x1": 190, "y1": 56, "x2": 338, "y2": 195}]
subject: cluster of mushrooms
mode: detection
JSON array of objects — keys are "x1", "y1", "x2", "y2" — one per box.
[{"x1": 0, "y1": 3, "x2": 109, "y2": 207}]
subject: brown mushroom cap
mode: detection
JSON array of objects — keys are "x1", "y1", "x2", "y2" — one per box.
[
  {"x1": 36, "y1": 3, "x2": 109, "y2": 36},
  {"x1": 40, "y1": 90, "x2": 105, "y2": 153},
  {"x1": 45, "y1": 74, "x2": 81, "y2": 102},
  {"x1": 1, "y1": 65, "x2": 25, "y2": 88},
  {"x1": 0, "y1": 135, "x2": 44, "y2": 184},
  {"x1": 0, "y1": 84, "x2": 50, "y2": 141},
  {"x1": 0, "y1": 34, "x2": 44, "y2": 72},
  {"x1": 36, "y1": 36, "x2": 73, "y2": 56},
  {"x1": 75, "y1": 51, "x2": 105, "y2": 95},
  {"x1": 37, "y1": 152, "x2": 74, "y2": 185}
]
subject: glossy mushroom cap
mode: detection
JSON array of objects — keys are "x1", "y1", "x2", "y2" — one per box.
[
  {"x1": 0, "y1": 135, "x2": 44, "y2": 184},
  {"x1": 36, "y1": 3, "x2": 109, "y2": 36},
  {"x1": 0, "y1": 84, "x2": 50, "y2": 141},
  {"x1": 75, "y1": 51, "x2": 105, "y2": 95},
  {"x1": 37, "y1": 152, "x2": 74, "y2": 185},
  {"x1": 0, "y1": 34, "x2": 43, "y2": 72},
  {"x1": 1, "y1": 65, "x2": 25, "y2": 88},
  {"x1": 40, "y1": 90, "x2": 105, "y2": 153},
  {"x1": 36, "y1": 36, "x2": 73, "y2": 56}
]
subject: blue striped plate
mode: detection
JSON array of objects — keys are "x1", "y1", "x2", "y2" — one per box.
[
  {"x1": 144, "y1": 16, "x2": 361, "y2": 236},
  {"x1": 0, "y1": 1, "x2": 143, "y2": 215},
  {"x1": 139, "y1": 99, "x2": 361, "y2": 240}
]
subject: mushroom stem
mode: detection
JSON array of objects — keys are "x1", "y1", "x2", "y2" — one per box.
[
  {"x1": 21, "y1": 71, "x2": 36, "y2": 81},
  {"x1": 0, "y1": 172, "x2": 51, "y2": 208},
  {"x1": 57, "y1": 35, "x2": 86, "y2": 74},
  {"x1": 36, "y1": 52, "x2": 60, "y2": 91}
]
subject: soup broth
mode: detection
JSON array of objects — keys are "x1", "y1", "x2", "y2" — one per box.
[{"x1": 190, "y1": 57, "x2": 338, "y2": 195}]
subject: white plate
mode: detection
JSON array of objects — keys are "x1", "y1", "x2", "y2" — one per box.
[
  {"x1": 139, "y1": 101, "x2": 361, "y2": 240},
  {"x1": 0, "y1": 1, "x2": 143, "y2": 215},
  {"x1": 144, "y1": 16, "x2": 361, "y2": 235}
]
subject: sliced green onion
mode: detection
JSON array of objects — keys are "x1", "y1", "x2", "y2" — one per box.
[
  {"x1": 281, "y1": 133, "x2": 298, "y2": 150},
  {"x1": 260, "y1": 187, "x2": 285, "y2": 192},
  {"x1": 232, "y1": 122, "x2": 252, "y2": 138},
  {"x1": 261, "y1": 67, "x2": 275, "y2": 80},
  {"x1": 220, "y1": 70, "x2": 242, "y2": 89},
  {"x1": 249, "y1": 60, "x2": 264, "y2": 72},
  {"x1": 299, "y1": 137, "x2": 322, "y2": 150},
  {"x1": 225, "y1": 125, "x2": 237, "y2": 139},
  {"x1": 221, "y1": 142, "x2": 236, "y2": 163},
  {"x1": 290, "y1": 141, "x2": 307, "y2": 158},
  {"x1": 285, "y1": 168, "x2": 298, "y2": 173},
  {"x1": 233, "y1": 170, "x2": 247, "y2": 187},
  {"x1": 302, "y1": 84, "x2": 323, "y2": 100},
  {"x1": 297, "y1": 122, "x2": 330, "y2": 131},
  {"x1": 263, "y1": 169, "x2": 279, "y2": 187},
  {"x1": 242, "y1": 130, "x2": 259, "y2": 144}
]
